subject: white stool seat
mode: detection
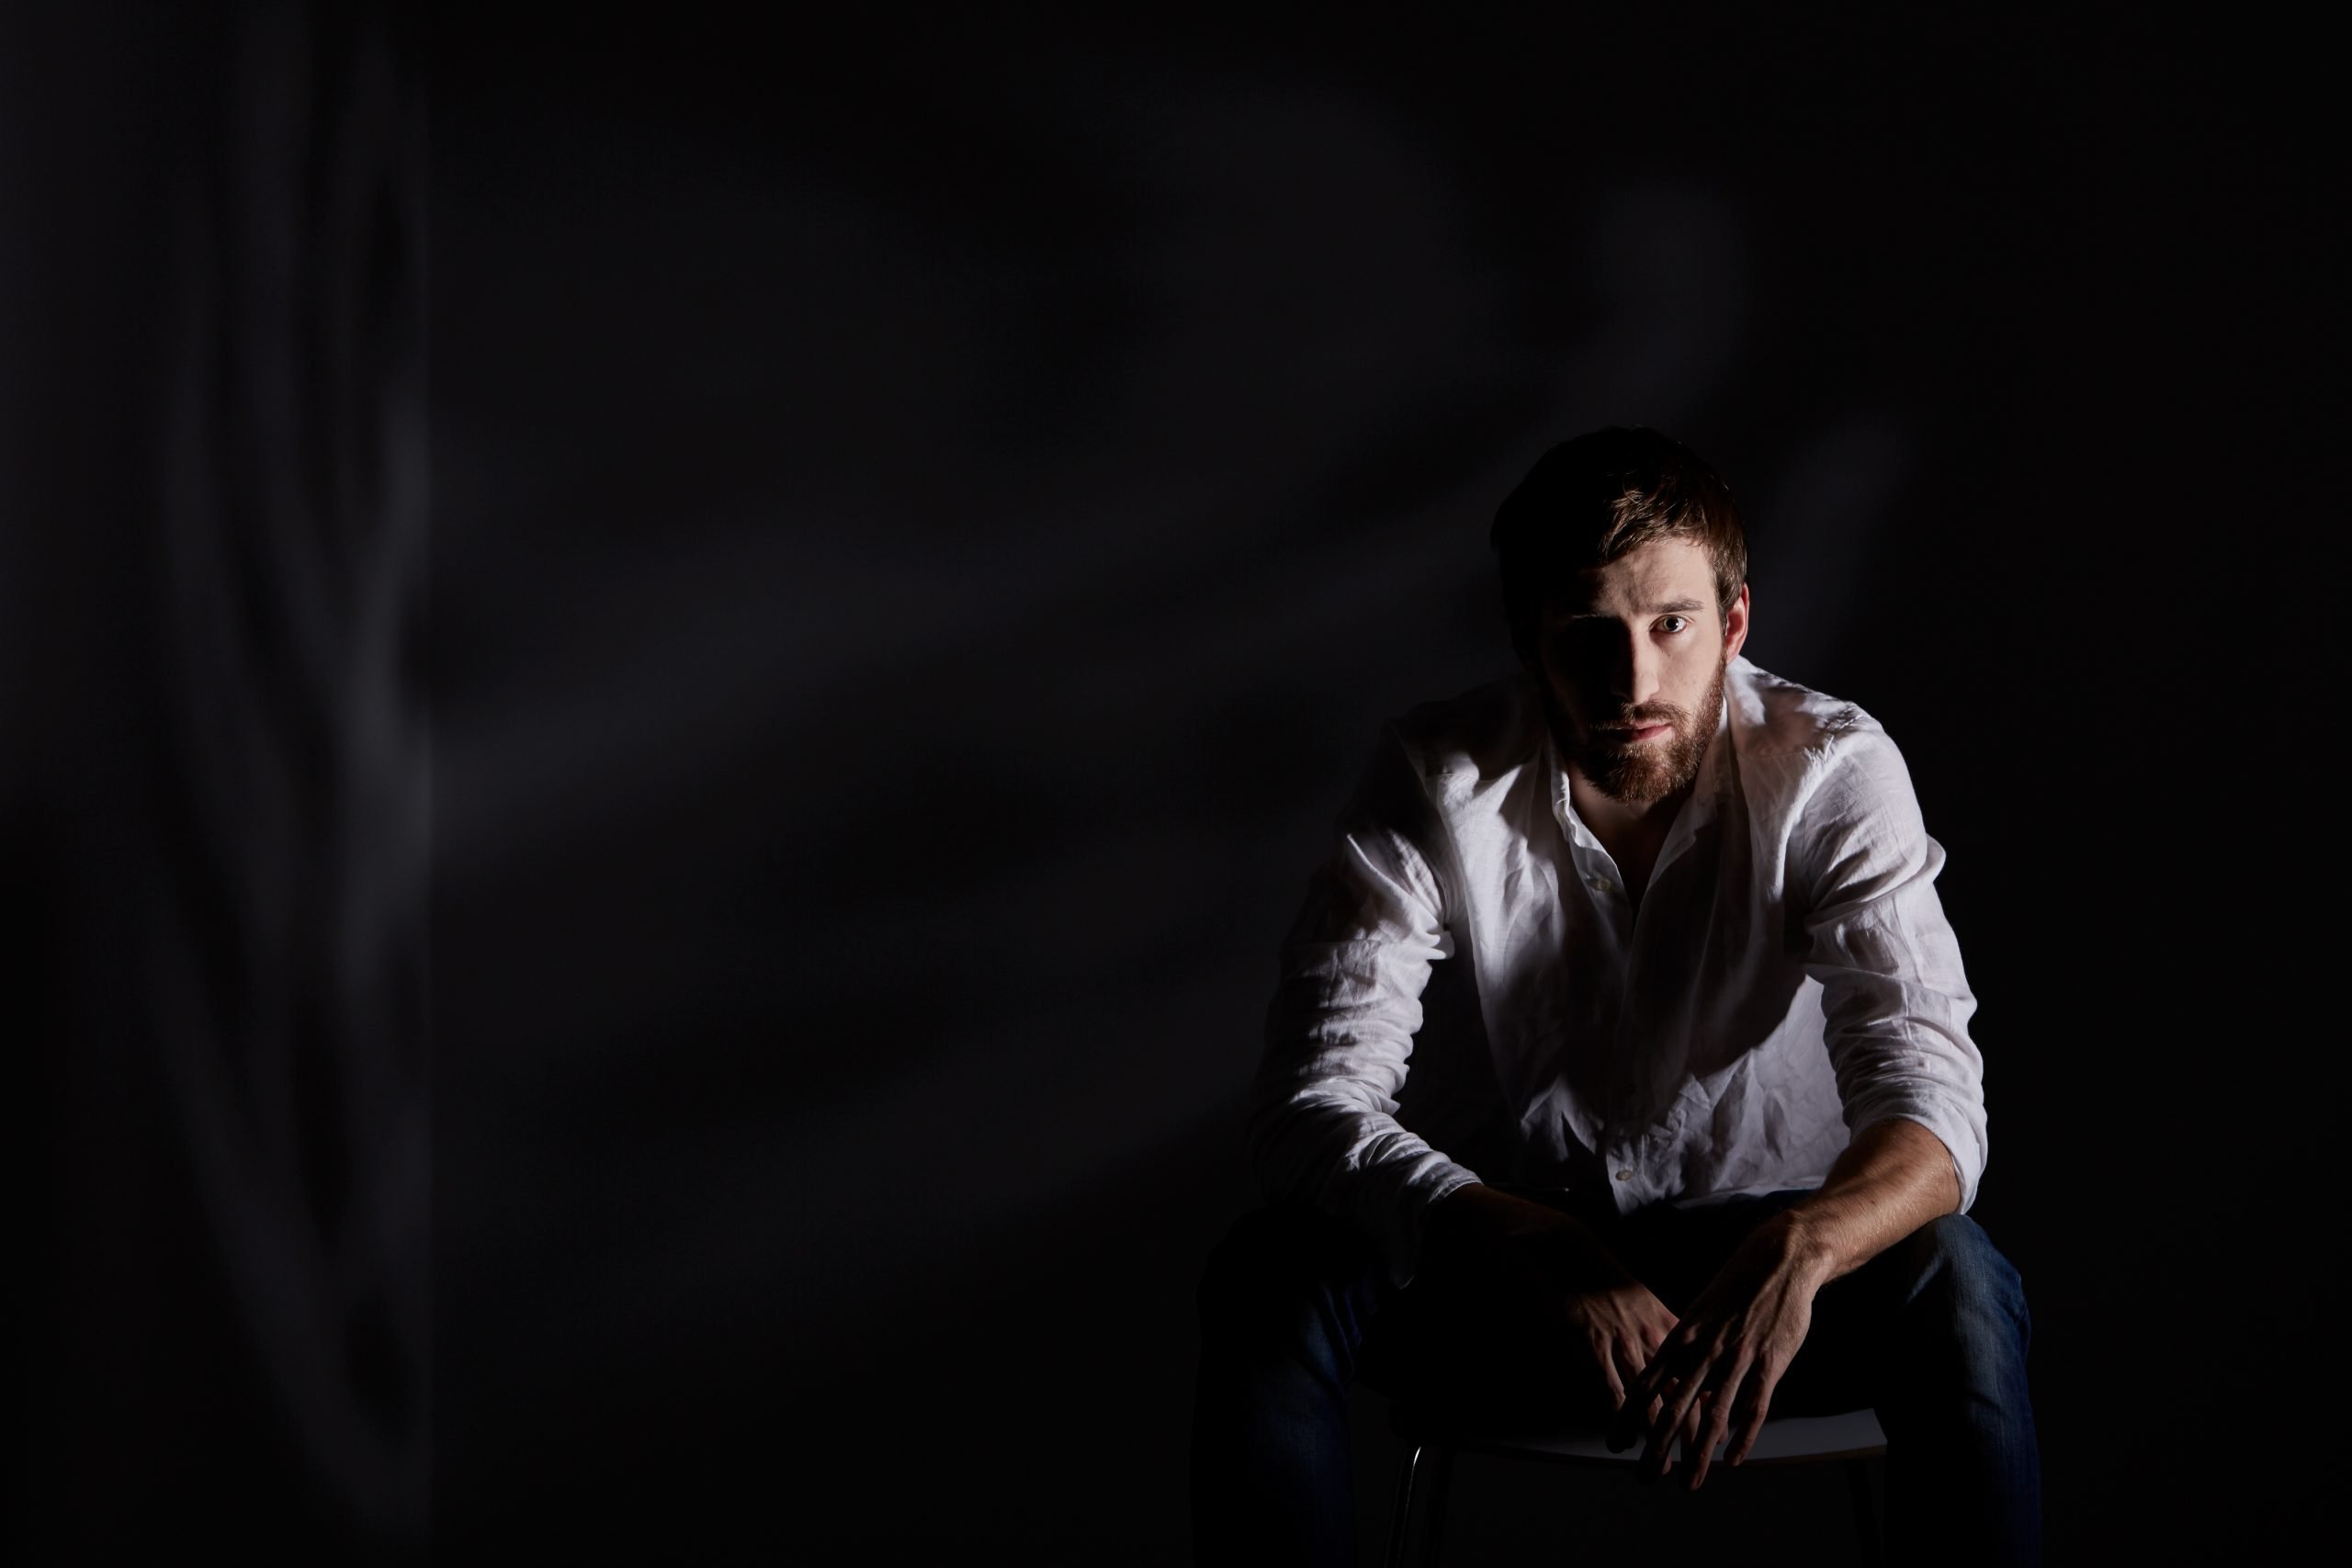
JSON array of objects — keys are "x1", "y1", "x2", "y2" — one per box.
[
  {"x1": 1386, "y1": 1404, "x2": 1888, "y2": 1565},
  {"x1": 1404, "y1": 1404, "x2": 1887, "y2": 1467}
]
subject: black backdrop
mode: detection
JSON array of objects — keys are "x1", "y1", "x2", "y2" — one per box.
[{"x1": 9, "y1": 4, "x2": 2340, "y2": 1562}]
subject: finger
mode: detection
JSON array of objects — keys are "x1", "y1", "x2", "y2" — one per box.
[
  {"x1": 1610, "y1": 1352, "x2": 1670, "y2": 1450},
  {"x1": 1693, "y1": 1363, "x2": 1749, "y2": 1495},
  {"x1": 1678, "y1": 1389, "x2": 1711, "y2": 1482},
  {"x1": 1609, "y1": 1386, "x2": 1665, "y2": 1455},
  {"x1": 1654, "y1": 1384, "x2": 1703, "y2": 1480},
  {"x1": 1623, "y1": 1370, "x2": 1668, "y2": 1472},
  {"x1": 1688, "y1": 1355, "x2": 1753, "y2": 1489},
  {"x1": 1593, "y1": 1331, "x2": 1627, "y2": 1413},
  {"x1": 1646, "y1": 1372, "x2": 1702, "y2": 1485},
  {"x1": 1634, "y1": 1375, "x2": 1678, "y2": 1475},
  {"x1": 1673, "y1": 1335, "x2": 1751, "y2": 1461},
  {"x1": 1614, "y1": 1336, "x2": 1656, "y2": 1416},
  {"x1": 1627, "y1": 1321, "x2": 1709, "y2": 1458},
  {"x1": 1632, "y1": 1327, "x2": 1697, "y2": 1415},
  {"x1": 1645, "y1": 1360, "x2": 1710, "y2": 1483},
  {"x1": 1726, "y1": 1359, "x2": 1787, "y2": 1468}
]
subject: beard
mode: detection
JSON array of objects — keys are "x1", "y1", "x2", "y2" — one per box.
[{"x1": 1547, "y1": 655, "x2": 1726, "y2": 809}]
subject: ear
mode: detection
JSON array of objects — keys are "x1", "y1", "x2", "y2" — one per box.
[{"x1": 1722, "y1": 582, "x2": 1750, "y2": 664}]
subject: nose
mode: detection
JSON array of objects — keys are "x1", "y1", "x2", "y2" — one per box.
[{"x1": 1603, "y1": 623, "x2": 1667, "y2": 708}]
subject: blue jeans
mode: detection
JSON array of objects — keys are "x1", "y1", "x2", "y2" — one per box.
[{"x1": 1190, "y1": 1190, "x2": 2040, "y2": 1565}]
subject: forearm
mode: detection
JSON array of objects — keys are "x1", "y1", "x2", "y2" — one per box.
[
  {"x1": 1779, "y1": 1116, "x2": 1962, "y2": 1287},
  {"x1": 1247, "y1": 1085, "x2": 1484, "y2": 1286}
]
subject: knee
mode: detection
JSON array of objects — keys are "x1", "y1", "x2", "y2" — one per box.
[
  {"x1": 1892, "y1": 1213, "x2": 2032, "y2": 1353},
  {"x1": 1195, "y1": 1205, "x2": 1383, "y2": 1358}
]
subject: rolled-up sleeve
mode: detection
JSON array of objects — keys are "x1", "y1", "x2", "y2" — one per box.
[
  {"x1": 1792, "y1": 726, "x2": 1989, "y2": 1212},
  {"x1": 1247, "y1": 735, "x2": 1483, "y2": 1286}
]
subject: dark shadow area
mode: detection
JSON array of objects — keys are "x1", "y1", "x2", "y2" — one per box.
[{"x1": 422, "y1": 8, "x2": 2336, "y2": 1562}]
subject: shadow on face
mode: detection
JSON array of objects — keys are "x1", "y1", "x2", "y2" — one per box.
[{"x1": 1531, "y1": 538, "x2": 1747, "y2": 807}]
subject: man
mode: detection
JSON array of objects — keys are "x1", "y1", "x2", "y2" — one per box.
[{"x1": 1190, "y1": 427, "x2": 2039, "y2": 1564}]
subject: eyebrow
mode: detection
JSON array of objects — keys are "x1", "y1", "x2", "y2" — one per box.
[{"x1": 1548, "y1": 597, "x2": 1708, "y2": 621}]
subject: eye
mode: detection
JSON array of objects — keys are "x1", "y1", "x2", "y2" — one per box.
[{"x1": 1657, "y1": 615, "x2": 1690, "y2": 635}]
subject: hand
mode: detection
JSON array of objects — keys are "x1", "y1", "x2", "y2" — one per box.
[
  {"x1": 1466, "y1": 1221, "x2": 1683, "y2": 1419},
  {"x1": 1534, "y1": 1240, "x2": 1681, "y2": 1418},
  {"x1": 1608, "y1": 1211, "x2": 1826, "y2": 1489},
  {"x1": 1423, "y1": 1186, "x2": 1679, "y2": 1415}
]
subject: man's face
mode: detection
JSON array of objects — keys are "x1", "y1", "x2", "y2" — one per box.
[{"x1": 1531, "y1": 536, "x2": 1750, "y2": 809}]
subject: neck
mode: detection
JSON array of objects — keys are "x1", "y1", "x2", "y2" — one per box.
[{"x1": 1566, "y1": 770, "x2": 1692, "y2": 846}]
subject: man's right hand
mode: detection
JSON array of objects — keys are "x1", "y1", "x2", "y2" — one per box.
[{"x1": 1421, "y1": 1184, "x2": 1680, "y2": 1417}]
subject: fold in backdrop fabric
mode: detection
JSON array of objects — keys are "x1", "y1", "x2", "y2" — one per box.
[{"x1": 6, "y1": 6, "x2": 425, "y2": 1558}]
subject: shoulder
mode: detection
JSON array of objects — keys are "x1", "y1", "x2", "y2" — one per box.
[
  {"x1": 1725, "y1": 657, "x2": 1882, "y2": 761},
  {"x1": 1727, "y1": 659, "x2": 1924, "y2": 837},
  {"x1": 1379, "y1": 671, "x2": 1549, "y2": 816}
]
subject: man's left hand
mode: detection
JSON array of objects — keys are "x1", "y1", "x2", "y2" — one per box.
[{"x1": 1607, "y1": 1211, "x2": 1826, "y2": 1489}]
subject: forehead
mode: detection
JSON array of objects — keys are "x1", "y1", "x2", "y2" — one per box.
[{"x1": 1540, "y1": 536, "x2": 1716, "y2": 616}]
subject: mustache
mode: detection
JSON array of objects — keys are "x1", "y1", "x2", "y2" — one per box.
[{"x1": 1589, "y1": 702, "x2": 1686, "y2": 734}]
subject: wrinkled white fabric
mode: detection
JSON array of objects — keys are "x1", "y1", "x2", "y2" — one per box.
[{"x1": 1249, "y1": 657, "x2": 1987, "y2": 1287}]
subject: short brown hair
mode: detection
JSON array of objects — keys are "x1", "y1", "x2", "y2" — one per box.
[{"x1": 1489, "y1": 426, "x2": 1747, "y2": 664}]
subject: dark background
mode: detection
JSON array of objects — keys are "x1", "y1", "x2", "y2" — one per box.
[{"x1": 9, "y1": 3, "x2": 2340, "y2": 1562}]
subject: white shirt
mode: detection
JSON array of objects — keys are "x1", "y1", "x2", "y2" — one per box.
[{"x1": 1248, "y1": 656, "x2": 1987, "y2": 1287}]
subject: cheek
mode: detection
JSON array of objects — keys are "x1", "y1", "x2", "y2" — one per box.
[
  {"x1": 1541, "y1": 663, "x2": 1591, "y2": 718},
  {"x1": 1667, "y1": 649, "x2": 1718, "y2": 703}
]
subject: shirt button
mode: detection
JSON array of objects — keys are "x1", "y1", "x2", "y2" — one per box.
[
  {"x1": 1588, "y1": 876, "x2": 1612, "y2": 895},
  {"x1": 1615, "y1": 1168, "x2": 1634, "y2": 1181}
]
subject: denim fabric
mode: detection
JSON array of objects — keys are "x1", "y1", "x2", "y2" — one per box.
[{"x1": 1191, "y1": 1191, "x2": 2039, "y2": 1565}]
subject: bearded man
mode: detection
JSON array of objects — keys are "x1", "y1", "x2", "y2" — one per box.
[{"x1": 1189, "y1": 427, "x2": 2040, "y2": 1565}]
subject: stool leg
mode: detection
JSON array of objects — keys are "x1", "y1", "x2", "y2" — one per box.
[
  {"x1": 1418, "y1": 1448, "x2": 1455, "y2": 1567},
  {"x1": 1845, "y1": 1457, "x2": 1883, "y2": 1568},
  {"x1": 1385, "y1": 1441, "x2": 1425, "y2": 1568}
]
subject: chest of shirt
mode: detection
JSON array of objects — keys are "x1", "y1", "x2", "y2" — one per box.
[{"x1": 1434, "y1": 770, "x2": 1814, "y2": 1126}]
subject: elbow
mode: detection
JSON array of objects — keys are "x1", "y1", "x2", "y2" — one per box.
[
  {"x1": 1849, "y1": 1107, "x2": 1981, "y2": 1214},
  {"x1": 1242, "y1": 1077, "x2": 1330, "y2": 1206},
  {"x1": 1241, "y1": 1095, "x2": 1288, "y2": 1201},
  {"x1": 1244, "y1": 1079, "x2": 1396, "y2": 1208}
]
